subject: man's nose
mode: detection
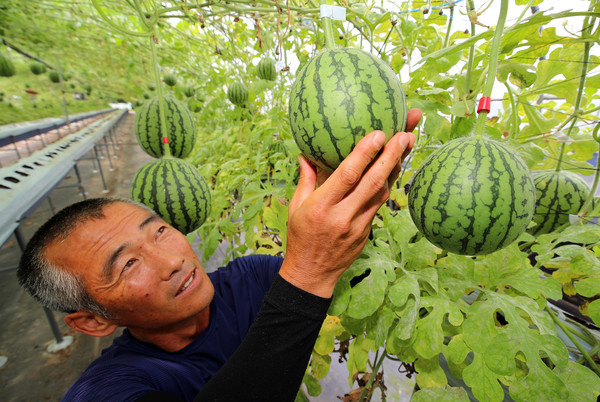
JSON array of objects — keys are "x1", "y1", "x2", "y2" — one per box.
[{"x1": 146, "y1": 246, "x2": 183, "y2": 279}]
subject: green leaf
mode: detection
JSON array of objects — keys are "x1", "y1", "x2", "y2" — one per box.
[
  {"x1": 554, "y1": 362, "x2": 600, "y2": 401},
  {"x1": 346, "y1": 334, "x2": 375, "y2": 384},
  {"x1": 445, "y1": 334, "x2": 470, "y2": 365},
  {"x1": 520, "y1": 101, "x2": 561, "y2": 138},
  {"x1": 413, "y1": 295, "x2": 464, "y2": 359},
  {"x1": 497, "y1": 61, "x2": 537, "y2": 89},
  {"x1": 310, "y1": 352, "x2": 332, "y2": 380},
  {"x1": 415, "y1": 355, "x2": 448, "y2": 388},
  {"x1": 411, "y1": 387, "x2": 470, "y2": 402},
  {"x1": 575, "y1": 276, "x2": 600, "y2": 298},
  {"x1": 461, "y1": 293, "x2": 569, "y2": 401},
  {"x1": 334, "y1": 244, "x2": 396, "y2": 320},
  {"x1": 314, "y1": 315, "x2": 345, "y2": 356},
  {"x1": 462, "y1": 353, "x2": 505, "y2": 402},
  {"x1": 474, "y1": 245, "x2": 562, "y2": 300},
  {"x1": 588, "y1": 299, "x2": 600, "y2": 326}
]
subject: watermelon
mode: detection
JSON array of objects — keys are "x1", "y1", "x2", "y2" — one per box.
[
  {"x1": 48, "y1": 70, "x2": 60, "y2": 83},
  {"x1": 227, "y1": 82, "x2": 248, "y2": 106},
  {"x1": 30, "y1": 62, "x2": 46, "y2": 75},
  {"x1": 164, "y1": 74, "x2": 177, "y2": 87},
  {"x1": 135, "y1": 95, "x2": 195, "y2": 158},
  {"x1": 408, "y1": 137, "x2": 536, "y2": 256},
  {"x1": 0, "y1": 53, "x2": 16, "y2": 77},
  {"x1": 529, "y1": 170, "x2": 590, "y2": 235},
  {"x1": 187, "y1": 98, "x2": 203, "y2": 113},
  {"x1": 288, "y1": 47, "x2": 407, "y2": 172},
  {"x1": 183, "y1": 86, "x2": 195, "y2": 98},
  {"x1": 130, "y1": 158, "x2": 212, "y2": 234},
  {"x1": 257, "y1": 58, "x2": 277, "y2": 81}
]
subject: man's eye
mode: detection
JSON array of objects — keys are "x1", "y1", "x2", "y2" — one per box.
[{"x1": 123, "y1": 259, "x2": 137, "y2": 271}]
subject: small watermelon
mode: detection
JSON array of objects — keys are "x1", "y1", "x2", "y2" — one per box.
[
  {"x1": 257, "y1": 58, "x2": 277, "y2": 81},
  {"x1": 529, "y1": 170, "x2": 590, "y2": 235},
  {"x1": 135, "y1": 95, "x2": 195, "y2": 158},
  {"x1": 30, "y1": 62, "x2": 46, "y2": 75},
  {"x1": 164, "y1": 74, "x2": 177, "y2": 87},
  {"x1": 408, "y1": 137, "x2": 536, "y2": 256},
  {"x1": 0, "y1": 53, "x2": 16, "y2": 77},
  {"x1": 288, "y1": 47, "x2": 407, "y2": 172},
  {"x1": 48, "y1": 70, "x2": 60, "y2": 83},
  {"x1": 187, "y1": 98, "x2": 203, "y2": 113},
  {"x1": 130, "y1": 158, "x2": 212, "y2": 234},
  {"x1": 227, "y1": 82, "x2": 248, "y2": 106},
  {"x1": 183, "y1": 86, "x2": 195, "y2": 98}
]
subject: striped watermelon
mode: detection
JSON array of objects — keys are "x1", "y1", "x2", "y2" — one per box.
[
  {"x1": 257, "y1": 58, "x2": 277, "y2": 81},
  {"x1": 135, "y1": 95, "x2": 195, "y2": 158},
  {"x1": 48, "y1": 70, "x2": 60, "y2": 83},
  {"x1": 164, "y1": 74, "x2": 177, "y2": 87},
  {"x1": 408, "y1": 137, "x2": 536, "y2": 256},
  {"x1": 227, "y1": 82, "x2": 248, "y2": 106},
  {"x1": 183, "y1": 86, "x2": 195, "y2": 98},
  {"x1": 0, "y1": 53, "x2": 15, "y2": 77},
  {"x1": 288, "y1": 47, "x2": 407, "y2": 172},
  {"x1": 30, "y1": 62, "x2": 46, "y2": 75},
  {"x1": 130, "y1": 158, "x2": 212, "y2": 234},
  {"x1": 529, "y1": 170, "x2": 590, "y2": 235}
]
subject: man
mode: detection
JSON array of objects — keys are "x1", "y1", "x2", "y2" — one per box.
[{"x1": 17, "y1": 110, "x2": 421, "y2": 401}]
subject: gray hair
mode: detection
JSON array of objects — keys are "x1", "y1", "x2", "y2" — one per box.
[{"x1": 17, "y1": 197, "x2": 155, "y2": 319}]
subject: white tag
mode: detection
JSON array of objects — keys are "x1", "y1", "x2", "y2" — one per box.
[
  {"x1": 320, "y1": 4, "x2": 346, "y2": 21},
  {"x1": 569, "y1": 214, "x2": 579, "y2": 225}
]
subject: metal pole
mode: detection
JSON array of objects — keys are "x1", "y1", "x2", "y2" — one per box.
[
  {"x1": 14, "y1": 227, "x2": 64, "y2": 344},
  {"x1": 93, "y1": 146, "x2": 109, "y2": 193},
  {"x1": 73, "y1": 164, "x2": 87, "y2": 200}
]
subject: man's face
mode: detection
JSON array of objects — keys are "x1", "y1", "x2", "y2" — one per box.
[{"x1": 45, "y1": 202, "x2": 214, "y2": 330}]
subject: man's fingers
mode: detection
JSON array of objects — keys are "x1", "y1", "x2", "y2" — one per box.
[
  {"x1": 405, "y1": 109, "x2": 422, "y2": 133},
  {"x1": 321, "y1": 131, "x2": 386, "y2": 204},
  {"x1": 341, "y1": 132, "x2": 411, "y2": 214},
  {"x1": 288, "y1": 154, "x2": 317, "y2": 216}
]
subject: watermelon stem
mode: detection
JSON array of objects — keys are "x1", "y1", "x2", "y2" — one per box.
[
  {"x1": 545, "y1": 305, "x2": 600, "y2": 377},
  {"x1": 150, "y1": 28, "x2": 172, "y2": 158},
  {"x1": 555, "y1": 5, "x2": 596, "y2": 172},
  {"x1": 320, "y1": 0, "x2": 336, "y2": 51},
  {"x1": 474, "y1": 0, "x2": 508, "y2": 138},
  {"x1": 464, "y1": 0, "x2": 476, "y2": 97},
  {"x1": 504, "y1": 82, "x2": 518, "y2": 139},
  {"x1": 442, "y1": 4, "x2": 455, "y2": 49}
]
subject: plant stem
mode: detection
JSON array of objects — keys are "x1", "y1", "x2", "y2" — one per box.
[
  {"x1": 443, "y1": 4, "x2": 455, "y2": 49},
  {"x1": 359, "y1": 351, "x2": 387, "y2": 402},
  {"x1": 149, "y1": 29, "x2": 172, "y2": 157},
  {"x1": 320, "y1": 0, "x2": 336, "y2": 51},
  {"x1": 555, "y1": 7, "x2": 595, "y2": 171},
  {"x1": 545, "y1": 305, "x2": 600, "y2": 377},
  {"x1": 474, "y1": 0, "x2": 508, "y2": 138},
  {"x1": 504, "y1": 82, "x2": 518, "y2": 139},
  {"x1": 464, "y1": 0, "x2": 476, "y2": 97}
]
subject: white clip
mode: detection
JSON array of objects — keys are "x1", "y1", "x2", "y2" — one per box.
[{"x1": 320, "y1": 4, "x2": 346, "y2": 21}]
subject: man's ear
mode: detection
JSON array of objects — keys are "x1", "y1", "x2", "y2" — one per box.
[{"x1": 65, "y1": 311, "x2": 119, "y2": 337}]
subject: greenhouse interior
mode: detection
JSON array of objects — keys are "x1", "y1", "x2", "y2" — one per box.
[{"x1": 2, "y1": 0, "x2": 600, "y2": 401}]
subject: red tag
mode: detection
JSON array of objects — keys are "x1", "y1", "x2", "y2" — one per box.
[
  {"x1": 477, "y1": 97, "x2": 491, "y2": 114},
  {"x1": 163, "y1": 137, "x2": 169, "y2": 144}
]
